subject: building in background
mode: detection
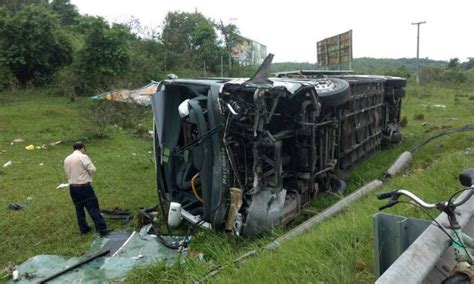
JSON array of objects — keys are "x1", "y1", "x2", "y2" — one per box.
[{"x1": 231, "y1": 35, "x2": 267, "y2": 65}]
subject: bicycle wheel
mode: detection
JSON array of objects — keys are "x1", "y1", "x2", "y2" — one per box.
[{"x1": 441, "y1": 273, "x2": 470, "y2": 284}]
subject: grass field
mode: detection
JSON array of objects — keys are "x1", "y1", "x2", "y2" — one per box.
[
  {"x1": 0, "y1": 90, "x2": 157, "y2": 278},
  {"x1": 1, "y1": 78, "x2": 474, "y2": 282}
]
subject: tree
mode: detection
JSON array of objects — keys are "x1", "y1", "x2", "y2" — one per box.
[
  {"x1": 447, "y1": 58, "x2": 460, "y2": 69},
  {"x1": 0, "y1": 5, "x2": 72, "y2": 85},
  {"x1": 216, "y1": 20, "x2": 243, "y2": 74},
  {"x1": 49, "y1": 0, "x2": 79, "y2": 26},
  {"x1": 128, "y1": 38, "x2": 166, "y2": 83},
  {"x1": 76, "y1": 18, "x2": 130, "y2": 91},
  {"x1": 161, "y1": 11, "x2": 224, "y2": 73},
  {"x1": 0, "y1": 0, "x2": 47, "y2": 14},
  {"x1": 462, "y1": 58, "x2": 474, "y2": 70}
]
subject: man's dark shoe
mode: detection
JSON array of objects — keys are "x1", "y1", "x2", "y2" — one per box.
[
  {"x1": 80, "y1": 227, "x2": 92, "y2": 235},
  {"x1": 98, "y1": 229, "x2": 113, "y2": 236}
]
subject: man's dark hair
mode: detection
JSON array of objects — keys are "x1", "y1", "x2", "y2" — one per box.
[{"x1": 73, "y1": 142, "x2": 85, "y2": 150}]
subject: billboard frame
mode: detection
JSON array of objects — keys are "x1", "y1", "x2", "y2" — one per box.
[{"x1": 317, "y1": 30, "x2": 353, "y2": 69}]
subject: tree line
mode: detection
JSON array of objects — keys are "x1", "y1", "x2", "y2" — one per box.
[
  {"x1": 0, "y1": 0, "x2": 250, "y2": 96},
  {"x1": 1, "y1": 1, "x2": 473, "y2": 95}
]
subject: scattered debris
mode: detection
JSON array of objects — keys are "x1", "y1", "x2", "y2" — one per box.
[
  {"x1": 421, "y1": 122, "x2": 440, "y2": 131},
  {"x1": 101, "y1": 208, "x2": 132, "y2": 225},
  {"x1": 3, "y1": 160, "x2": 12, "y2": 168},
  {"x1": 8, "y1": 203, "x2": 26, "y2": 210},
  {"x1": 13, "y1": 138, "x2": 24, "y2": 143},
  {"x1": 25, "y1": 145, "x2": 34, "y2": 151},
  {"x1": 463, "y1": 148, "x2": 474, "y2": 155},
  {"x1": 48, "y1": 141, "x2": 62, "y2": 146},
  {"x1": 14, "y1": 229, "x2": 187, "y2": 283},
  {"x1": 12, "y1": 268, "x2": 19, "y2": 281},
  {"x1": 39, "y1": 163, "x2": 44, "y2": 166},
  {"x1": 56, "y1": 183, "x2": 69, "y2": 189},
  {"x1": 420, "y1": 104, "x2": 447, "y2": 109},
  {"x1": 91, "y1": 81, "x2": 159, "y2": 106}
]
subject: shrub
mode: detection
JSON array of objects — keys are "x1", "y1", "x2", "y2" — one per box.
[
  {"x1": 400, "y1": 116, "x2": 408, "y2": 127},
  {"x1": 79, "y1": 100, "x2": 115, "y2": 139},
  {"x1": 413, "y1": 113, "x2": 424, "y2": 121},
  {"x1": 79, "y1": 100, "x2": 151, "y2": 139},
  {"x1": 0, "y1": 64, "x2": 18, "y2": 91},
  {"x1": 52, "y1": 66, "x2": 80, "y2": 101}
]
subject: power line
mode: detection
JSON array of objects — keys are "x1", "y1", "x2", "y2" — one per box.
[{"x1": 412, "y1": 21, "x2": 427, "y2": 84}]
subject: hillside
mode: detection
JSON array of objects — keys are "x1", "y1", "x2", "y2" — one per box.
[{"x1": 271, "y1": 57, "x2": 448, "y2": 74}]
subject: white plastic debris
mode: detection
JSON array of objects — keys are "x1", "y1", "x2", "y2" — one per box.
[
  {"x1": 48, "y1": 141, "x2": 62, "y2": 146},
  {"x1": 39, "y1": 163, "x2": 44, "y2": 166},
  {"x1": 3, "y1": 160, "x2": 12, "y2": 168},
  {"x1": 12, "y1": 269, "x2": 19, "y2": 281},
  {"x1": 56, "y1": 183, "x2": 69, "y2": 189},
  {"x1": 13, "y1": 138, "x2": 24, "y2": 143},
  {"x1": 131, "y1": 254, "x2": 144, "y2": 260}
]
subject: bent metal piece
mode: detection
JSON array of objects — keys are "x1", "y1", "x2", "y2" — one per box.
[{"x1": 225, "y1": 187, "x2": 243, "y2": 233}]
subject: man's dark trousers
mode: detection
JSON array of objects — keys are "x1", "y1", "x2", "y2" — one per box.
[{"x1": 69, "y1": 184, "x2": 106, "y2": 233}]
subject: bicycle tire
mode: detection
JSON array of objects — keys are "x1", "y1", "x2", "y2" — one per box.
[{"x1": 441, "y1": 273, "x2": 470, "y2": 284}]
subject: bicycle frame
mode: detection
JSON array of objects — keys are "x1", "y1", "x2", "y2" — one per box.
[{"x1": 452, "y1": 230, "x2": 474, "y2": 269}]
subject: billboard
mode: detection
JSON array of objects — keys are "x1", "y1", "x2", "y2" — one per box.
[
  {"x1": 231, "y1": 36, "x2": 267, "y2": 65},
  {"x1": 317, "y1": 30, "x2": 352, "y2": 67}
]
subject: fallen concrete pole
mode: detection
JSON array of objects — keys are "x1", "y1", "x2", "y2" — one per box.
[
  {"x1": 385, "y1": 151, "x2": 413, "y2": 178},
  {"x1": 376, "y1": 190, "x2": 474, "y2": 283},
  {"x1": 265, "y1": 179, "x2": 384, "y2": 250}
]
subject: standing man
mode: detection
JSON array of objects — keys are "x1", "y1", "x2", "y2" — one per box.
[{"x1": 64, "y1": 142, "x2": 111, "y2": 236}]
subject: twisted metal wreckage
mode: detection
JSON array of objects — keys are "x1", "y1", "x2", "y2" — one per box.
[{"x1": 151, "y1": 54, "x2": 406, "y2": 236}]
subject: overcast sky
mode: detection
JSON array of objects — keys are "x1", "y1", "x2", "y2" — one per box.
[{"x1": 71, "y1": 0, "x2": 473, "y2": 63}]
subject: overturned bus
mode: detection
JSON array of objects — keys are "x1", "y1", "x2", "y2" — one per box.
[{"x1": 151, "y1": 55, "x2": 405, "y2": 236}]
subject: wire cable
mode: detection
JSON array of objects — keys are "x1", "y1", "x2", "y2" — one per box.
[
  {"x1": 409, "y1": 124, "x2": 474, "y2": 153},
  {"x1": 397, "y1": 200, "x2": 473, "y2": 263},
  {"x1": 397, "y1": 200, "x2": 454, "y2": 242},
  {"x1": 191, "y1": 173, "x2": 203, "y2": 203}
]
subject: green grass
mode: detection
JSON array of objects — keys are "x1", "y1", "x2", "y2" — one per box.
[
  {"x1": 0, "y1": 90, "x2": 156, "y2": 278},
  {"x1": 1, "y1": 80, "x2": 474, "y2": 283}
]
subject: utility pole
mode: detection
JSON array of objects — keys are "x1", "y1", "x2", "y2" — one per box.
[
  {"x1": 220, "y1": 55, "x2": 224, "y2": 77},
  {"x1": 412, "y1": 21, "x2": 426, "y2": 84}
]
